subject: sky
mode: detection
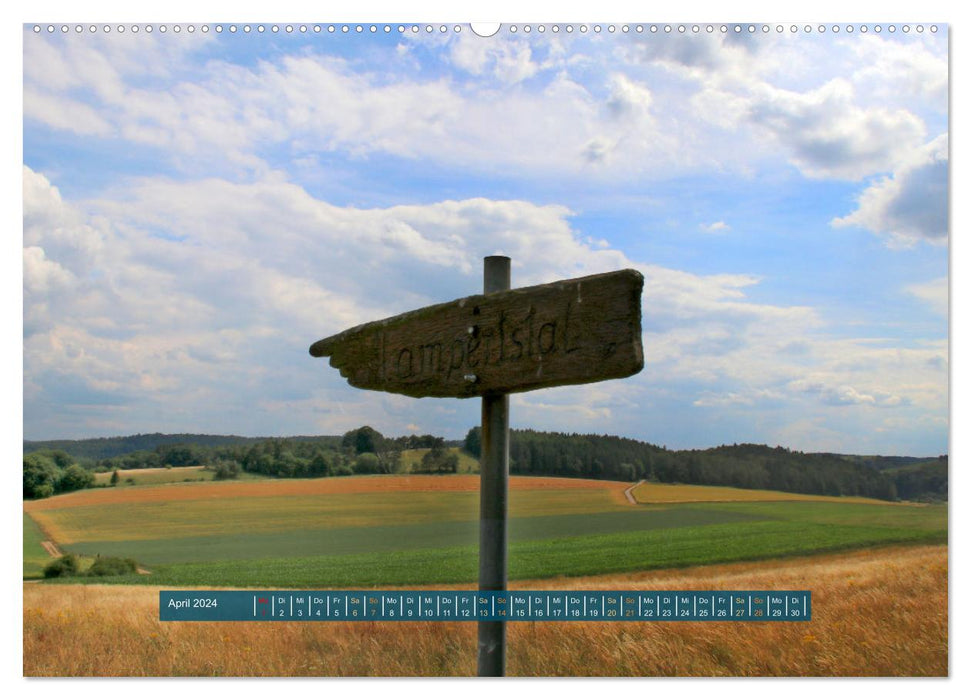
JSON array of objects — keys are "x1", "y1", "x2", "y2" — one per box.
[{"x1": 21, "y1": 20, "x2": 950, "y2": 455}]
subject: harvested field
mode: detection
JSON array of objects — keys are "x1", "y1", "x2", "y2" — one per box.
[{"x1": 26, "y1": 474, "x2": 629, "y2": 512}]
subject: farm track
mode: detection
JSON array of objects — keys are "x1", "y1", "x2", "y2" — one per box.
[
  {"x1": 40, "y1": 540, "x2": 62, "y2": 558},
  {"x1": 624, "y1": 480, "x2": 645, "y2": 505}
]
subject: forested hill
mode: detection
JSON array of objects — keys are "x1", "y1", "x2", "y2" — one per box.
[
  {"x1": 22, "y1": 433, "x2": 337, "y2": 460},
  {"x1": 501, "y1": 431, "x2": 945, "y2": 502}
]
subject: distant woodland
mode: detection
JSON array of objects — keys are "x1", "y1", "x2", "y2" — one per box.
[{"x1": 24, "y1": 428, "x2": 947, "y2": 502}]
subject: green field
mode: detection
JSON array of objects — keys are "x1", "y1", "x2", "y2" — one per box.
[
  {"x1": 92, "y1": 465, "x2": 267, "y2": 487},
  {"x1": 23, "y1": 513, "x2": 50, "y2": 579},
  {"x1": 26, "y1": 475, "x2": 946, "y2": 587},
  {"x1": 82, "y1": 517, "x2": 943, "y2": 588}
]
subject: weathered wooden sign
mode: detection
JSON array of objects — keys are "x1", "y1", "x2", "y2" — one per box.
[{"x1": 309, "y1": 269, "x2": 644, "y2": 398}]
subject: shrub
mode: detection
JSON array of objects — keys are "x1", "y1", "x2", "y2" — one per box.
[
  {"x1": 212, "y1": 459, "x2": 241, "y2": 480},
  {"x1": 87, "y1": 556, "x2": 139, "y2": 577},
  {"x1": 43, "y1": 554, "x2": 80, "y2": 578},
  {"x1": 353, "y1": 453, "x2": 381, "y2": 474}
]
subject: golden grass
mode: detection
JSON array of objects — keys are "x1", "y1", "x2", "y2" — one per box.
[
  {"x1": 23, "y1": 544, "x2": 946, "y2": 677},
  {"x1": 25, "y1": 474, "x2": 629, "y2": 513},
  {"x1": 632, "y1": 482, "x2": 906, "y2": 506}
]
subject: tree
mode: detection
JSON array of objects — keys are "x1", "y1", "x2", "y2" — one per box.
[
  {"x1": 158, "y1": 444, "x2": 199, "y2": 467},
  {"x1": 110, "y1": 469, "x2": 120, "y2": 486},
  {"x1": 309, "y1": 451, "x2": 335, "y2": 477},
  {"x1": 463, "y1": 427, "x2": 482, "y2": 458},
  {"x1": 342, "y1": 426, "x2": 385, "y2": 455},
  {"x1": 58, "y1": 464, "x2": 95, "y2": 493},
  {"x1": 23, "y1": 453, "x2": 60, "y2": 499},
  {"x1": 374, "y1": 448, "x2": 402, "y2": 474},
  {"x1": 419, "y1": 447, "x2": 458, "y2": 474}
]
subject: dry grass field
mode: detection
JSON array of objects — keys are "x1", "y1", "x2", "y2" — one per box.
[{"x1": 23, "y1": 543, "x2": 946, "y2": 677}]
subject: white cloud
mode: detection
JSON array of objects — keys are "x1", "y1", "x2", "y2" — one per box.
[
  {"x1": 700, "y1": 221, "x2": 730, "y2": 234},
  {"x1": 27, "y1": 165, "x2": 898, "y2": 442},
  {"x1": 849, "y1": 35, "x2": 949, "y2": 108},
  {"x1": 905, "y1": 277, "x2": 948, "y2": 316},
  {"x1": 448, "y1": 33, "x2": 539, "y2": 84},
  {"x1": 23, "y1": 89, "x2": 114, "y2": 136},
  {"x1": 624, "y1": 32, "x2": 942, "y2": 183},
  {"x1": 23, "y1": 247, "x2": 75, "y2": 295},
  {"x1": 831, "y1": 134, "x2": 948, "y2": 245},
  {"x1": 22, "y1": 31, "x2": 947, "y2": 192},
  {"x1": 745, "y1": 78, "x2": 927, "y2": 180},
  {"x1": 693, "y1": 389, "x2": 783, "y2": 408}
]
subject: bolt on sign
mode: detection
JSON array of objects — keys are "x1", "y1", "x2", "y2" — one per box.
[
  {"x1": 311, "y1": 259, "x2": 644, "y2": 677},
  {"x1": 310, "y1": 268, "x2": 644, "y2": 397}
]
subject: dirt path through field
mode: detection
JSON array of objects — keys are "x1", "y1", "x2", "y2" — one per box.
[
  {"x1": 623, "y1": 480, "x2": 644, "y2": 505},
  {"x1": 40, "y1": 540, "x2": 62, "y2": 558}
]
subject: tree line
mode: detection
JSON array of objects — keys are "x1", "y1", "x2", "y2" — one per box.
[
  {"x1": 24, "y1": 427, "x2": 947, "y2": 502},
  {"x1": 23, "y1": 451, "x2": 95, "y2": 499}
]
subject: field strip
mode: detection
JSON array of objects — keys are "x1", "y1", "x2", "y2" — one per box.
[
  {"x1": 25, "y1": 474, "x2": 629, "y2": 511},
  {"x1": 631, "y1": 481, "x2": 904, "y2": 506}
]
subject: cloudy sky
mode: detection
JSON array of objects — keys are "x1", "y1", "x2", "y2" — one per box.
[{"x1": 21, "y1": 21, "x2": 949, "y2": 455}]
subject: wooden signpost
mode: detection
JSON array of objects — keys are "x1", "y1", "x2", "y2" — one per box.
[{"x1": 310, "y1": 256, "x2": 644, "y2": 676}]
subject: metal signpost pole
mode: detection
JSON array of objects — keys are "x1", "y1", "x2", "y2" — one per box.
[{"x1": 478, "y1": 255, "x2": 510, "y2": 677}]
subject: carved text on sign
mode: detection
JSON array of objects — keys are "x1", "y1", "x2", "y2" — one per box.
[{"x1": 310, "y1": 269, "x2": 643, "y2": 398}]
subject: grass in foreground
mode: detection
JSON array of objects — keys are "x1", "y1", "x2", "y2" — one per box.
[{"x1": 22, "y1": 544, "x2": 947, "y2": 676}]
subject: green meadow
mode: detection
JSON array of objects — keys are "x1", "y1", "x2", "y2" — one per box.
[{"x1": 25, "y1": 476, "x2": 946, "y2": 587}]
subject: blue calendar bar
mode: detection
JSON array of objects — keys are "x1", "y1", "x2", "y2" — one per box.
[{"x1": 160, "y1": 590, "x2": 811, "y2": 622}]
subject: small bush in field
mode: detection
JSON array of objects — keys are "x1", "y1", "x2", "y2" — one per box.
[
  {"x1": 87, "y1": 556, "x2": 139, "y2": 577},
  {"x1": 43, "y1": 554, "x2": 80, "y2": 578}
]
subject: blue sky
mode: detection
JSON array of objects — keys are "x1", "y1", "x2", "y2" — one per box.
[{"x1": 21, "y1": 21, "x2": 949, "y2": 455}]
